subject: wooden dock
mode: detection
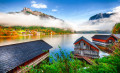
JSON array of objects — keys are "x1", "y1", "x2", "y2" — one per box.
[{"x1": 74, "y1": 55, "x2": 93, "y2": 64}]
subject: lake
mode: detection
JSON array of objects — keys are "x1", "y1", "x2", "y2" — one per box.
[{"x1": 0, "y1": 34, "x2": 109, "y2": 59}]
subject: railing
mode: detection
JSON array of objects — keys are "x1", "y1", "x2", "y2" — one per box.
[
  {"x1": 74, "y1": 50, "x2": 99, "y2": 58},
  {"x1": 84, "y1": 50, "x2": 98, "y2": 55},
  {"x1": 84, "y1": 54, "x2": 99, "y2": 58}
]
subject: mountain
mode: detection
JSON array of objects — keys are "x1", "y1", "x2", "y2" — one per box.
[
  {"x1": 9, "y1": 7, "x2": 64, "y2": 21},
  {"x1": 2, "y1": 7, "x2": 69, "y2": 29},
  {"x1": 22, "y1": 7, "x2": 57, "y2": 19},
  {"x1": 112, "y1": 23, "x2": 120, "y2": 34},
  {"x1": 89, "y1": 13, "x2": 114, "y2": 20},
  {"x1": 75, "y1": 30, "x2": 110, "y2": 34}
]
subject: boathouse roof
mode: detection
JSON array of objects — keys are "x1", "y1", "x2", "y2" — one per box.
[
  {"x1": 0, "y1": 40, "x2": 52, "y2": 73},
  {"x1": 113, "y1": 34, "x2": 120, "y2": 39},
  {"x1": 92, "y1": 35, "x2": 116, "y2": 40},
  {"x1": 74, "y1": 36, "x2": 99, "y2": 50}
]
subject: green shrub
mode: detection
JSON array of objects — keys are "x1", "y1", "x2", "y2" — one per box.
[{"x1": 28, "y1": 44, "x2": 120, "y2": 73}]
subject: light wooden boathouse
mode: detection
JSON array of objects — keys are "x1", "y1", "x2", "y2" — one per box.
[{"x1": 73, "y1": 36, "x2": 99, "y2": 64}]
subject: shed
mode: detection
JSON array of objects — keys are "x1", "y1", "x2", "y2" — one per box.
[
  {"x1": 0, "y1": 40, "x2": 52, "y2": 73},
  {"x1": 92, "y1": 35, "x2": 117, "y2": 46},
  {"x1": 74, "y1": 36, "x2": 99, "y2": 58}
]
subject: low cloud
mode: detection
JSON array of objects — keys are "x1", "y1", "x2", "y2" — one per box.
[
  {"x1": 0, "y1": 13, "x2": 72, "y2": 29},
  {"x1": 1, "y1": 6, "x2": 120, "y2": 31},
  {"x1": 31, "y1": 1, "x2": 47, "y2": 9},
  {"x1": 74, "y1": 6, "x2": 120, "y2": 31}
]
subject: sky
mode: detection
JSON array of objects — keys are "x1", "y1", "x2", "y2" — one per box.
[
  {"x1": 0, "y1": 0, "x2": 119, "y2": 22},
  {"x1": 0, "y1": 0, "x2": 120, "y2": 31}
]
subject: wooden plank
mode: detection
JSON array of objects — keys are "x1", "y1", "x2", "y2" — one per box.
[
  {"x1": 83, "y1": 57, "x2": 93, "y2": 64},
  {"x1": 14, "y1": 53, "x2": 49, "y2": 73},
  {"x1": 74, "y1": 56, "x2": 93, "y2": 64},
  {"x1": 92, "y1": 38, "x2": 107, "y2": 43}
]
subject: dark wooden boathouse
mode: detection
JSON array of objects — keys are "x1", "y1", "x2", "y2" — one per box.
[
  {"x1": 92, "y1": 35, "x2": 117, "y2": 47},
  {"x1": 0, "y1": 40, "x2": 52, "y2": 73},
  {"x1": 73, "y1": 36, "x2": 99, "y2": 64}
]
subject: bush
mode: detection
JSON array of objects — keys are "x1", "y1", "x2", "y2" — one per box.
[{"x1": 28, "y1": 44, "x2": 120, "y2": 73}]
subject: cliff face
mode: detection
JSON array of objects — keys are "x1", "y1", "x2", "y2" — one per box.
[
  {"x1": 22, "y1": 7, "x2": 32, "y2": 12},
  {"x1": 112, "y1": 23, "x2": 120, "y2": 34},
  {"x1": 89, "y1": 13, "x2": 114, "y2": 20},
  {"x1": 21, "y1": 7, "x2": 57, "y2": 19}
]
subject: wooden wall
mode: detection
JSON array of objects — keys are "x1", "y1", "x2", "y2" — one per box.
[{"x1": 8, "y1": 51, "x2": 49, "y2": 73}]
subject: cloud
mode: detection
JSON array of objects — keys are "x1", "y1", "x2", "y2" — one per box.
[
  {"x1": 31, "y1": 1, "x2": 36, "y2": 4},
  {"x1": 0, "y1": 13, "x2": 72, "y2": 29},
  {"x1": 31, "y1": 4, "x2": 47, "y2": 9},
  {"x1": 31, "y1": 1, "x2": 47, "y2": 9},
  {"x1": 112, "y1": 6, "x2": 120, "y2": 13},
  {"x1": 52, "y1": 9, "x2": 57, "y2": 12},
  {"x1": 1, "y1": 5, "x2": 120, "y2": 31}
]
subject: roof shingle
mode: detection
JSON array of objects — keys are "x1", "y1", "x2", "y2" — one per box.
[
  {"x1": 0, "y1": 40, "x2": 52, "y2": 73},
  {"x1": 74, "y1": 36, "x2": 99, "y2": 50},
  {"x1": 113, "y1": 34, "x2": 120, "y2": 39},
  {"x1": 92, "y1": 35, "x2": 112, "y2": 40}
]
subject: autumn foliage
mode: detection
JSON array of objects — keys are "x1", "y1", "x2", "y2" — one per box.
[{"x1": 112, "y1": 23, "x2": 120, "y2": 34}]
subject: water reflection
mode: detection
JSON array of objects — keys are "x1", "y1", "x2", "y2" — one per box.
[{"x1": 0, "y1": 34, "x2": 109, "y2": 59}]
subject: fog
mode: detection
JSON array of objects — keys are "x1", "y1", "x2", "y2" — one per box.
[
  {"x1": 75, "y1": 6, "x2": 120, "y2": 31},
  {"x1": 0, "y1": 12, "x2": 71, "y2": 29},
  {"x1": 0, "y1": 6, "x2": 120, "y2": 31}
]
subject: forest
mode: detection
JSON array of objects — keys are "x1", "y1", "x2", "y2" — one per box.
[
  {"x1": 112, "y1": 23, "x2": 120, "y2": 34},
  {"x1": 0, "y1": 25, "x2": 72, "y2": 36}
]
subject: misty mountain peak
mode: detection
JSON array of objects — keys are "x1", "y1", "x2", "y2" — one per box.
[
  {"x1": 21, "y1": 7, "x2": 43, "y2": 15},
  {"x1": 89, "y1": 13, "x2": 114, "y2": 20},
  {"x1": 22, "y1": 7, "x2": 32, "y2": 12},
  {"x1": 21, "y1": 7, "x2": 58, "y2": 19}
]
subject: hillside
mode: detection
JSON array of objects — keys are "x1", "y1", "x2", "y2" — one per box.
[
  {"x1": 75, "y1": 30, "x2": 110, "y2": 34},
  {"x1": 0, "y1": 25, "x2": 72, "y2": 37},
  {"x1": 112, "y1": 23, "x2": 120, "y2": 34}
]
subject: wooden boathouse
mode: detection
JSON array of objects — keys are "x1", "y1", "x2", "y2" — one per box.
[
  {"x1": 0, "y1": 40, "x2": 52, "y2": 73},
  {"x1": 73, "y1": 36, "x2": 99, "y2": 64},
  {"x1": 92, "y1": 35, "x2": 117, "y2": 47}
]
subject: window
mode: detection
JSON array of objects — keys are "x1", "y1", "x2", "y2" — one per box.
[
  {"x1": 79, "y1": 51, "x2": 81, "y2": 54},
  {"x1": 83, "y1": 43, "x2": 86, "y2": 49},
  {"x1": 109, "y1": 40, "x2": 112, "y2": 43},
  {"x1": 84, "y1": 43, "x2": 85, "y2": 46}
]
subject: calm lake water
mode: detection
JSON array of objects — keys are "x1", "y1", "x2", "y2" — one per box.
[{"x1": 0, "y1": 34, "x2": 109, "y2": 59}]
